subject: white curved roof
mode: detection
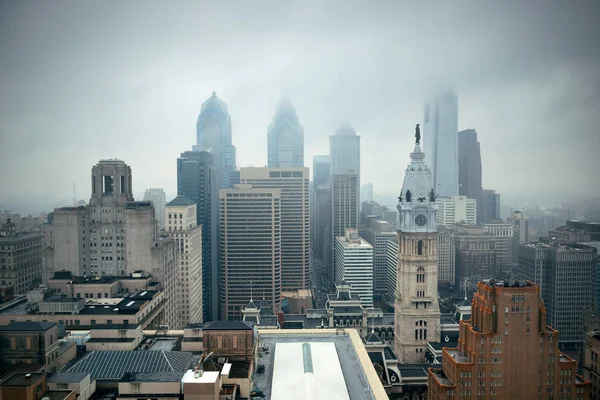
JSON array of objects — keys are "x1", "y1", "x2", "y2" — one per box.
[{"x1": 271, "y1": 342, "x2": 349, "y2": 400}]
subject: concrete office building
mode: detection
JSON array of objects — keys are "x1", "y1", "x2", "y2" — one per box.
[
  {"x1": 518, "y1": 242, "x2": 597, "y2": 351},
  {"x1": 428, "y1": 279, "x2": 590, "y2": 399},
  {"x1": 385, "y1": 239, "x2": 399, "y2": 304},
  {"x1": 267, "y1": 97, "x2": 304, "y2": 168},
  {"x1": 437, "y1": 226, "x2": 456, "y2": 286},
  {"x1": 330, "y1": 174, "x2": 359, "y2": 281},
  {"x1": 483, "y1": 222, "x2": 514, "y2": 274},
  {"x1": 177, "y1": 150, "x2": 216, "y2": 321},
  {"x1": 194, "y1": 91, "x2": 237, "y2": 190},
  {"x1": 458, "y1": 129, "x2": 483, "y2": 222},
  {"x1": 509, "y1": 210, "x2": 529, "y2": 267},
  {"x1": 334, "y1": 229, "x2": 374, "y2": 307},
  {"x1": 454, "y1": 224, "x2": 498, "y2": 290},
  {"x1": 311, "y1": 155, "x2": 330, "y2": 261},
  {"x1": 395, "y1": 132, "x2": 441, "y2": 363},
  {"x1": 143, "y1": 188, "x2": 166, "y2": 230},
  {"x1": 360, "y1": 218, "x2": 396, "y2": 299},
  {"x1": 361, "y1": 182, "x2": 374, "y2": 205},
  {"x1": 424, "y1": 92, "x2": 459, "y2": 197},
  {"x1": 219, "y1": 185, "x2": 282, "y2": 320},
  {"x1": 0, "y1": 220, "x2": 43, "y2": 295},
  {"x1": 481, "y1": 189, "x2": 501, "y2": 223},
  {"x1": 330, "y1": 124, "x2": 361, "y2": 213},
  {"x1": 165, "y1": 196, "x2": 203, "y2": 327},
  {"x1": 435, "y1": 195, "x2": 477, "y2": 227},
  {"x1": 240, "y1": 167, "x2": 309, "y2": 291}
]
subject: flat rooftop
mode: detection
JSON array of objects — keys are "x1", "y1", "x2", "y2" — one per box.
[
  {"x1": 0, "y1": 372, "x2": 44, "y2": 386},
  {"x1": 255, "y1": 330, "x2": 386, "y2": 400}
]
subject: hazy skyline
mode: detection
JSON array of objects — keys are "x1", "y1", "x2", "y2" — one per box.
[{"x1": 1, "y1": 1, "x2": 599, "y2": 212}]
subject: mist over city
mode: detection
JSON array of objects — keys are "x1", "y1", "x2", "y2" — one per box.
[
  {"x1": 1, "y1": 0, "x2": 599, "y2": 214},
  {"x1": 1, "y1": 2, "x2": 600, "y2": 399}
]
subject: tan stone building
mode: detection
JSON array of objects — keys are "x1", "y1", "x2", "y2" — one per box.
[
  {"x1": 165, "y1": 196, "x2": 203, "y2": 327},
  {"x1": 0, "y1": 220, "x2": 43, "y2": 295},
  {"x1": 240, "y1": 167, "x2": 310, "y2": 291},
  {"x1": 428, "y1": 280, "x2": 590, "y2": 399},
  {"x1": 219, "y1": 185, "x2": 281, "y2": 320},
  {"x1": 0, "y1": 322, "x2": 60, "y2": 373}
]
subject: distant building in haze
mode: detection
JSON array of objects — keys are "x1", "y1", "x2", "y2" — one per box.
[
  {"x1": 219, "y1": 185, "x2": 281, "y2": 320},
  {"x1": 359, "y1": 218, "x2": 396, "y2": 299},
  {"x1": 481, "y1": 189, "x2": 501, "y2": 223},
  {"x1": 509, "y1": 210, "x2": 529, "y2": 268},
  {"x1": 311, "y1": 155, "x2": 330, "y2": 261},
  {"x1": 330, "y1": 124, "x2": 360, "y2": 213},
  {"x1": 177, "y1": 150, "x2": 216, "y2": 321},
  {"x1": 0, "y1": 220, "x2": 42, "y2": 295},
  {"x1": 458, "y1": 129, "x2": 483, "y2": 222},
  {"x1": 267, "y1": 97, "x2": 304, "y2": 167},
  {"x1": 143, "y1": 188, "x2": 166, "y2": 230},
  {"x1": 194, "y1": 91, "x2": 237, "y2": 190},
  {"x1": 240, "y1": 167, "x2": 309, "y2": 291},
  {"x1": 428, "y1": 279, "x2": 590, "y2": 399},
  {"x1": 435, "y1": 195, "x2": 477, "y2": 227},
  {"x1": 361, "y1": 182, "x2": 374, "y2": 205},
  {"x1": 424, "y1": 92, "x2": 459, "y2": 197},
  {"x1": 329, "y1": 174, "x2": 359, "y2": 281}
]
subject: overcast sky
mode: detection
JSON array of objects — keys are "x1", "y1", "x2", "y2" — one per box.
[{"x1": 1, "y1": 0, "x2": 599, "y2": 211}]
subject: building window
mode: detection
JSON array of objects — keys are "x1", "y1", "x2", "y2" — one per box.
[{"x1": 417, "y1": 240, "x2": 424, "y2": 255}]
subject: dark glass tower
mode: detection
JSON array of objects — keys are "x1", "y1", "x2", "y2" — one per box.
[
  {"x1": 458, "y1": 129, "x2": 483, "y2": 223},
  {"x1": 177, "y1": 150, "x2": 216, "y2": 321}
]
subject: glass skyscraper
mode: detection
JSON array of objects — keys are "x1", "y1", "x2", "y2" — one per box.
[{"x1": 267, "y1": 97, "x2": 304, "y2": 167}]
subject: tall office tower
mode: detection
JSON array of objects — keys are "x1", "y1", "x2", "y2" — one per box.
[
  {"x1": 0, "y1": 220, "x2": 42, "y2": 295},
  {"x1": 361, "y1": 182, "x2": 374, "y2": 205},
  {"x1": 567, "y1": 220, "x2": 600, "y2": 241},
  {"x1": 311, "y1": 155, "x2": 330, "y2": 258},
  {"x1": 518, "y1": 242, "x2": 597, "y2": 352},
  {"x1": 165, "y1": 197, "x2": 203, "y2": 326},
  {"x1": 482, "y1": 222, "x2": 514, "y2": 274},
  {"x1": 330, "y1": 174, "x2": 359, "y2": 281},
  {"x1": 267, "y1": 97, "x2": 304, "y2": 168},
  {"x1": 481, "y1": 189, "x2": 501, "y2": 223},
  {"x1": 177, "y1": 150, "x2": 216, "y2": 321},
  {"x1": 435, "y1": 195, "x2": 477, "y2": 227},
  {"x1": 437, "y1": 226, "x2": 456, "y2": 286},
  {"x1": 330, "y1": 124, "x2": 361, "y2": 212},
  {"x1": 458, "y1": 129, "x2": 483, "y2": 222},
  {"x1": 424, "y1": 92, "x2": 459, "y2": 197},
  {"x1": 335, "y1": 229, "x2": 373, "y2": 307},
  {"x1": 395, "y1": 130, "x2": 441, "y2": 363},
  {"x1": 509, "y1": 210, "x2": 529, "y2": 268},
  {"x1": 219, "y1": 185, "x2": 282, "y2": 320},
  {"x1": 194, "y1": 91, "x2": 237, "y2": 190},
  {"x1": 385, "y1": 239, "x2": 398, "y2": 304},
  {"x1": 428, "y1": 280, "x2": 590, "y2": 399},
  {"x1": 360, "y1": 218, "x2": 396, "y2": 299},
  {"x1": 143, "y1": 188, "x2": 166, "y2": 230},
  {"x1": 240, "y1": 167, "x2": 309, "y2": 291},
  {"x1": 454, "y1": 224, "x2": 498, "y2": 290}
]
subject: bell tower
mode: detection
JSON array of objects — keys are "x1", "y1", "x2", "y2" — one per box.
[{"x1": 394, "y1": 124, "x2": 441, "y2": 363}]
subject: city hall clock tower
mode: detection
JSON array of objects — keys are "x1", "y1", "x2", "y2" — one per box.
[{"x1": 394, "y1": 124, "x2": 441, "y2": 363}]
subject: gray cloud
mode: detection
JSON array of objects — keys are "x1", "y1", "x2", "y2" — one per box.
[{"x1": 1, "y1": 0, "x2": 599, "y2": 211}]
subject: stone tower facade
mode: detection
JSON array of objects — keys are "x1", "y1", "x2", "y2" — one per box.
[{"x1": 394, "y1": 125, "x2": 441, "y2": 363}]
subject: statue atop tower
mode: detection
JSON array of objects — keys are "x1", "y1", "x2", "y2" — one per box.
[{"x1": 415, "y1": 123, "x2": 421, "y2": 144}]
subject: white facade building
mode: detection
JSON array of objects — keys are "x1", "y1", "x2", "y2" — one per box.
[
  {"x1": 143, "y1": 188, "x2": 166, "y2": 230},
  {"x1": 359, "y1": 218, "x2": 396, "y2": 298},
  {"x1": 165, "y1": 196, "x2": 203, "y2": 327},
  {"x1": 424, "y1": 93, "x2": 459, "y2": 197},
  {"x1": 335, "y1": 229, "x2": 373, "y2": 307},
  {"x1": 435, "y1": 195, "x2": 477, "y2": 227}
]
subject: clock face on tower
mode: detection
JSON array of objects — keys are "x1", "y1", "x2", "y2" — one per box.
[{"x1": 415, "y1": 214, "x2": 427, "y2": 226}]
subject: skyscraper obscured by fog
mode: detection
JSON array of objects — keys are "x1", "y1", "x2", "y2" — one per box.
[
  {"x1": 312, "y1": 156, "x2": 331, "y2": 263},
  {"x1": 267, "y1": 97, "x2": 304, "y2": 167},
  {"x1": 424, "y1": 93, "x2": 459, "y2": 197},
  {"x1": 361, "y1": 182, "x2": 373, "y2": 205},
  {"x1": 143, "y1": 188, "x2": 166, "y2": 230},
  {"x1": 330, "y1": 124, "x2": 360, "y2": 208},
  {"x1": 194, "y1": 91, "x2": 237, "y2": 190},
  {"x1": 329, "y1": 174, "x2": 358, "y2": 281},
  {"x1": 458, "y1": 129, "x2": 483, "y2": 222},
  {"x1": 481, "y1": 189, "x2": 501, "y2": 222},
  {"x1": 177, "y1": 150, "x2": 216, "y2": 321}
]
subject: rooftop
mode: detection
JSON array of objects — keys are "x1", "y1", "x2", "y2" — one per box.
[
  {"x1": 203, "y1": 320, "x2": 253, "y2": 330},
  {"x1": 64, "y1": 350, "x2": 193, "y2": 381},
  {"x1": 120, "y1": 371, "x2": 184, "y2": 382},
  {"x1": 47, "y1": 372, "x2": 89, "y2": 383},
  {"x1": 429, "y1": 368, "x2": 453, "y2": 386},
  {"x1": 255, "y1": 329, "x2": 387, "y2": 400},
  {"x1": 0, "y1": 372, "x2": 44, "y2": 386},
  {"x1": 480, "y1": 278, "x2": 534, "y2": 288},
  {"x1": 166, "y1": 195, "x2": 196, "y2": 207},
  {"x1": 0, "y1": 321, "x2": 56, "y2": 331},
  {"x1": 42, "y1": 390, "x2": 76, "y2": 400}
]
